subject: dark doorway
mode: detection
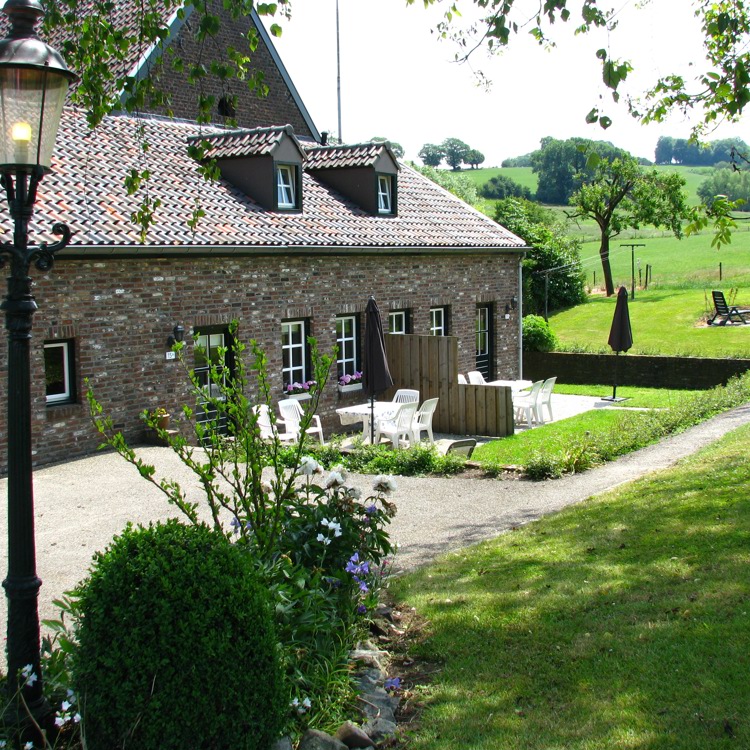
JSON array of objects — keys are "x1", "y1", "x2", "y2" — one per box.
[
  {"x1": 194, "y1": 326, "x2": 235, "y2": 435},
  {"x1": 475, "y1": 303, "x2": 494, "y2": 380}
]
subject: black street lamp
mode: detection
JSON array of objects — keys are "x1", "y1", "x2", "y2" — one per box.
[{"x1": 0, "y1": 0, "x2": 76, "y2": 731}]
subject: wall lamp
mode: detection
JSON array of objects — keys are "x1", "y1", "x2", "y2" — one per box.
[{"x1": 167, "y1": 325, "x2": 185, "y2": 347}]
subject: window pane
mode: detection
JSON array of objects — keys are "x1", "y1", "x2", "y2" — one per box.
[
  {"x1": 336, "y1": 315, "x2": 358, "y2": 377},
  {"x1": 44, "y1": 345, "x2": 67, "y2": 398}
]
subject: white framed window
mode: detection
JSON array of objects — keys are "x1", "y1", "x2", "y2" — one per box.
[
  {"x1": 377, "y1": 174, "x2": 393, "y2": 213},
  {"x1": 282, "y1": 319, "x2": 308, "y2": 386},
  {"x1": 195, "y1": 330, "x2": 229, "y2": 399},
  {"x1": 277, "y1": 164, "x2": 296, "y2": 209},
  {"x1": 388, "y1": 310, "x2": 409, "y2": 334},
  {"x1": 336, "y1": 315, "x2": 359, "y2": 378},
  {"x1": 44, "y1": 340, "x2": 75, "y2": 405},
  {"x1": 476, "y1": 306, "x2": 490, "y2": 357},
  {"x1": 430, "y1": 306, "x2": 449, "y2": 336}
]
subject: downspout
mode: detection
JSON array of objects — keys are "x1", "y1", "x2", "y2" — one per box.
[{"x1": 518, "y1": 254, "x2": 524, "y2": 378}]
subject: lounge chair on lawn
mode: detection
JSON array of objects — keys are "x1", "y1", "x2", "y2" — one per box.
[{"x1": 709, "y1": 290, "x2": 750, "y2": 326}]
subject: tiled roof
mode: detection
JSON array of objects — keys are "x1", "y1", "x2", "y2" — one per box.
[
  {"x1": 191, "y1": 125, "x2": 299, "y2": 160},
  {"x1": 305, "y1": 142, "x2": 397, "y2": 170},
  {"x1": 6, "y1": 110, "x2": 526, "y2": 252}
]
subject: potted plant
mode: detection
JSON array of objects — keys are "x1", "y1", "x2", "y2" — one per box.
[
  {"x1": 150, "y1": 406, "x2": 171, "y2": 430},
  {"x1": 282, "y1": 380, "x2": 316, "y2": 401},
  {"x1": 338, "y1": 371, "x2": 363, "y2": 394}
]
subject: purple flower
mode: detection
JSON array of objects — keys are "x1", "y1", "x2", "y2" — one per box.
[
  {"x1": 384, "y1": 677, "x2": 401, "y2": 692},
  {"x1": 365, "y1": 504, "x2": 377, "y2": 515},
  {"x1": 357, "y1": 604, "x2": 367, "y2": 614}
]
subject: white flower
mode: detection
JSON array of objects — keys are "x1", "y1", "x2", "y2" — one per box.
[
  {"x1": 61, "y1": 700, "x2": 72, "y2": 711},
  {"x1": 73, "y1": 713, "x2": 81, "y2": 723},
  {"x1": 55, "y1": 715, "x2": 66, "y2": 727},
  {"x1": 331, "y1": 522, "x2": 342, "y2": 538},
  {"x1": 302, "y1": 697, "x2": 312, "y2": 708},
  {"x1": 24, "y1": 743, "x2": 34, "y2": 750},
  {"x1": 66, "y1": 688, "x2": 76, "y2": 703},
  {"x1": 316, "y1": 533, "x2": 326, "y2": 543},
  {"x1": 298, "y1": 456, "x2": 319, "y2": 476},
  {"x1": 331, "y1": 464, "x2": 348, "y2": 480},
  {"x1": 321, "y1": 517, "x2": 330, "y2": 527},
  {"x1": 325, "y1": 471, "x2": 346, "y2": 489},
  {"x1": 290, "y1": 698, "x2": 299, "y2": 707},
  {"x1": 373, "y1": 475, "x2": 397, "y2": 495},
  {"x1": 348, "y1": 487, "x2": 362, "y2": 500},
  {"x1": 1, "y1": 741, "x2": 7, "y2": 748},
  {"x1": 21, "y1": 664, "x2": 37, "y2": 687}
]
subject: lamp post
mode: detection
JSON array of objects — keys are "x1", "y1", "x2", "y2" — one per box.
[{"x1": 0, "y1": 0, "x2": 76, "y2": 731}]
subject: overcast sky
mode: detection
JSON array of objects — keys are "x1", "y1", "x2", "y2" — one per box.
[{"x1": 267, "y1": 0, "x2": 747, "y2": 166}]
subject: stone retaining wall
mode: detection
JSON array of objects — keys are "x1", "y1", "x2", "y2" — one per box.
[{"x1": 523, "y1": 351, "x2": 750, "y2": 389}]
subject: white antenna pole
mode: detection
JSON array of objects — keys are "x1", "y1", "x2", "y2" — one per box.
[{"x1": 336, "y1": 0, "x2": 342, "y2": 143}]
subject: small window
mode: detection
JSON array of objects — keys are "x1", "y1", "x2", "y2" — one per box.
[
  {"x1": 282, "y1": 319, "x2": 310, "y2": 387},
  {"x1": 277, "y1": 164, "x2": 297, "y2": 209},
  {"x1": 377, "y1": 174, "x2": 393, "y2": 213},
  {"x1": 430, "y1": 306, "x2": 449, "y2": 336},
  {"x1": 336, "y1": 315, "x2": 359, "y2": 378},
  {"x1": 388, "y1": 309, "x2": 410, "y2": 334},
  {"x1": 44, "y1": 340, "x2": 76, "y2": 405}
]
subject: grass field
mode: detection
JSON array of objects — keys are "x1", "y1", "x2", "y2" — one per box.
[{"x1": 390, "y1": 424, "x2": 750, "y2": 749}]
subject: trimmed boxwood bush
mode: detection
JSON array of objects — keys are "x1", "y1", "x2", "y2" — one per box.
[
  {"x1": 522, "y1": 314, "x2": 559, "y2": 352},
  {"x1": 74, "y1": 520, "x2": 285, "y2": 750}
]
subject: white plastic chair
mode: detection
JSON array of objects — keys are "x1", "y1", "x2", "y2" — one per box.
[
  {"x1": 513, "y1": 379, "x2": 544, "y2": 428},
  {"x1": 253, "y1": 404, "x2": 296, "y2": 443},
  {"x1": 412, "y1": 398, "x2": 439, "y2": 443},
  {"x1": 278, "y1": 398, "x2": 325, "y2": 444},
  {"x1": 392, "y1": 389, "x2": 420, "y2": 404},
  {"x1": 374, "y1": 401, "x2": 418, "y2": 449},
  {"x1": 467, "y1": 371, "x2": 486, "y2": 385},
  {"x1": 457, "y1": 373, "x2": 467, "y2": 384},
  {"x1": 536, "y1": 377, "x2": 557, "y2": 424}
]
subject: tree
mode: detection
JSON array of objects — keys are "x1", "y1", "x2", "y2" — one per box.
[
  {"x1": 371, "y1": 137, "x2": 405, "y2": 159},
  {"x1": 418, "y1": 143, "x2": 444, "y2": 167},
  {"x1": 412, "y1": 164, "x2": 478, "y2": 205},
  {"x1": 569, "y1": 156, "x2": 688, "y2": 296},
  {"x1": 441, "y1": 137, "x2": 471, "y2": 171},
  {"x1": 465, "y1": 148, "x2": 485, "y2": 169},
  {"x1": 654, "y1": 136, "x2": 674, "y2": 165},
  {"x1": 493, "y1": 198, "x2": 587, "y2": 315},
  {"x1": 697, "y1": 169, "x2": 750, "y2": 211},
  {"x1": 479, "y1": 174, "x2": 531, "y2": 200},
  {"x1": 531, "y1": 137, "x2": 626, "y2": 205}
]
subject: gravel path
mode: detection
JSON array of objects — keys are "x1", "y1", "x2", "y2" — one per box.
[{"x1": 2, "y1": 401, "x2": 750, "y2": 654}]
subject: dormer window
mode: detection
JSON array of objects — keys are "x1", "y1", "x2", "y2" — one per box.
[
  {"x1": 378, "y1": 174, "x2": 393, "y2": 214},
  {"x1": 277, "y1": 164, "x2": 297, "y2": 209}
]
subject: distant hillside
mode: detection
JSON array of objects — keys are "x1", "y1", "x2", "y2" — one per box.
[{"x1": 456, "y1": 165, "x2": 710, "y2": 207}]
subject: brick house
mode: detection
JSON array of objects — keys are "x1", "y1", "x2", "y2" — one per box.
[{"x1": 0, "y1": 2, "x2": 527, "y2": 471}]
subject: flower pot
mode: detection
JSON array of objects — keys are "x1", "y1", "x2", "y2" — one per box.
[
  {"x1": 338, "y1": 383, "x2": 363, "y2": 394},
  {"x1": 286, "y1": 392, "x2": 311, "y2": 401},
  {"x1": 156, "y1": 414, "x2": 171, "y2": 430}
]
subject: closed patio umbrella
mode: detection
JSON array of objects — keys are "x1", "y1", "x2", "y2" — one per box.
[
  {"x1": 363, "y1": 296, "x2": 394, "y2": 442},
  {"x1": 604, "y1": 286, "x2": 632, "y2": 401}
]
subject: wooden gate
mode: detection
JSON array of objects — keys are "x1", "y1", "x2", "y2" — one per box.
[{"x1": 384, "y1": 334, "x2": 514, "y2": 437}]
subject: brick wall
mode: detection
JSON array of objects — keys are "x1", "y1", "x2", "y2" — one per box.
[
  {"x1": 0, "y1": 252, "x2": 520, "y2": 473},
  {"x1": 523, "y1": 351, "x2": 750, "y2": 389},
  {"x1": 146, "y1": 1, "x2": 315, "y2": 137}
]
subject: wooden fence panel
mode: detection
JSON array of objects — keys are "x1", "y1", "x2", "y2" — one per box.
[{"x1": 383, "y1": 334, "x2": 513, "y2": 437}]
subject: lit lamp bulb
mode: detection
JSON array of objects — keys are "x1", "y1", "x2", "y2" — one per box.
[
  {"x1": 11, "y1": 121, "x2": 31, "y2": 143},
  {"x1": 11, "y1": 121, "x2": 32, "y2": 165}
]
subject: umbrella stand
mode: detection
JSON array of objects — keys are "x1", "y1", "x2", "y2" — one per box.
[{"x1": 601, "y1": 351, "x2": 628, "y2": 402}]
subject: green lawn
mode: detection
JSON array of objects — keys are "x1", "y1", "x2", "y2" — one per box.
[
  {"x1": 552, "y1": 384, "x2": 705, "y2": 408},
  {"x1": 390, "y1": 425, "x2": 750, "y2": 750},
  {"x1": 549, "y1": 288, "x2": 750, "y2": 357}
]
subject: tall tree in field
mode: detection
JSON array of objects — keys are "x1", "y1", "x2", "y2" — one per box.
[
  {"x1": 441, "y1": 138, "x2": 471, "y2": 171},
  {"x1": 569, "y1": 156, "x2": 688, "y2": 296},
  {"x1": 465, "y1": 148, "x2": 485, "y2": 169},
  {"x1": 419, "y1": 143, "x2": 445, "y2": 167}
]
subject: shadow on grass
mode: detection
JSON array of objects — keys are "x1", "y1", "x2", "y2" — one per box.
[{"x1": 391, "y1": 436, "x2": 750, "y2": 750}]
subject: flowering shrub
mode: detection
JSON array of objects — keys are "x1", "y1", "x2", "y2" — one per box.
[
  {"x1": 338, "y1": 371, "x2": 363, "y2": 387},
  {"x1": 86, "y1": 329, "x2": 398, "y2": 737},
  {"x1": 284, "y1": 379, "x2": 317, "y2": 395}
]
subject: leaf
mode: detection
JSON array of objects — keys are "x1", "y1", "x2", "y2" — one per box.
[{"x1": 585, "y1": 107, "x2": 599, "y2": 124}]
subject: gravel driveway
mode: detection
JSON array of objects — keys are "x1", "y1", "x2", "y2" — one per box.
[{"x1": 2, "y1": 401, "x2": 750, "y2": 663}]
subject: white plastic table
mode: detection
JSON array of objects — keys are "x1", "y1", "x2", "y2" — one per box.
[
  {"x1": 336, "y1": 401, "x2": 398, "y2": 442},
  {"x1": 487, "y1": 379, "x2": 533, "y2": 392}
]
